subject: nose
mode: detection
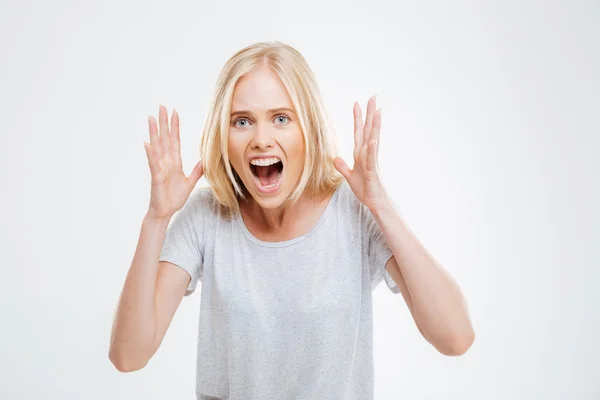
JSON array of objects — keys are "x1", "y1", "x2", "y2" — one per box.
[{"x1": 250, "y1": 124, "x2": 275, "y2": 149}]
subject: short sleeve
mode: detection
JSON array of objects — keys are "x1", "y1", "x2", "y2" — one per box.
[
  {"x1": 159, "y1": 191, "x2": 204, "y2": 296},
  {"x1": 361, "y1": 204, "x2": 400, "y2": 294}
]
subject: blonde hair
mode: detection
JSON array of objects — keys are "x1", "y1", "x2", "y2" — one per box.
[{"x1": 200, "y1": 41, "x2": 344, "y2": 218}]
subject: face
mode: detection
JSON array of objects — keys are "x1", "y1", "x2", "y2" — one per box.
[{"x1": 227, "y1": 66, "x2": 305, "y2": 209}]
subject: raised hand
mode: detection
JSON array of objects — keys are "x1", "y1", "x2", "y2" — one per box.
[
  {"x1": 143, "y1": 105, "x2": 204, "y2": 221},
  {"x1": 333, "y1": 96, "x2": 388, "y2": 212}
]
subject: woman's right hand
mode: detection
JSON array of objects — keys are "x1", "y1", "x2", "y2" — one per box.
[{"x1": 143, "y1": 105, "x2": 204, "y2": 222}]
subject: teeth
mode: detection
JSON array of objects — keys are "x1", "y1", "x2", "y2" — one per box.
[{"x1": 250, "y1": 157, "x2": 281, "y2": 166}]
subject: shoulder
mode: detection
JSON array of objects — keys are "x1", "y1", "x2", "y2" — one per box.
[
  {"x1": 333, "y1": 180, "x2": 366, "y2": 216},
  {"x1": 188, "y1": 185, "x2": 216, "y2": 205},
  {"x1": 332, "y1": 181, "x2": 380, "y2": 239},
  {"x1": 181, "y1": 185, "x2": 221, "y2": 220}
]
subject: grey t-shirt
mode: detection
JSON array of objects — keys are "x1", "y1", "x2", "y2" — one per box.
[{"x1": 159, "y1": 180, "x2": 400, "y2": 400}]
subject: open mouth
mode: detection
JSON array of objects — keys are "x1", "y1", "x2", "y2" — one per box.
[{"x1": 249, "y1": 157, "x2": 284, "y2": 191}]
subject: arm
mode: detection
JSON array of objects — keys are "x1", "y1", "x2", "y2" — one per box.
[
  {"x1": 374, "y1": 204, "x2": 475, "y2": 356},
  {"x1": 109, "y1": 105, "x2": 204, "y2": 372},
  {"x1": 109, "y1": 214, "x2": 191, "y2": 372},
  {"x1": 333, "y1": 96, "x2": 474, "y2": 356}
]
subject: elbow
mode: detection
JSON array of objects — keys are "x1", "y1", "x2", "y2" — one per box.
[
  {"x1": 436, "y1": 329, "x2": 475, "y2": 357},
  {"x1": 109, "y1": 349, "x2": 149, "y2": 373}
]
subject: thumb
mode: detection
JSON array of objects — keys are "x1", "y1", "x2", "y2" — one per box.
[
  {"x1": 188, "y1": 159, "x2": 204, "y2": 186},
  {"x1": 333, "y1": 157, "x2": 351, "y2": 181}
]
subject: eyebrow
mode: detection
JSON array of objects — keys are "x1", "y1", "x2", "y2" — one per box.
[{"x1": 230, "y1": 107, "x2": 295, "y2": 117}]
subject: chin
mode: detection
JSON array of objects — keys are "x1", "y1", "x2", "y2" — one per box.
[{"x1": 250, "y1": 194, "x2": 288, "y2": 209}]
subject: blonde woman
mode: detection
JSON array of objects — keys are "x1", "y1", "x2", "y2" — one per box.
[{"x1": 109, "y1": 41, "x2": 475, "y2": 399}]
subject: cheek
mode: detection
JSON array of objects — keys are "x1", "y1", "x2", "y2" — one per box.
[
  {"x1": 291, "y1": 131, "x2": 305, "y2": 164},
  {"x1": 227, "y1": 139, "x2": 246, "y2": 170},
  {"x1": 280, "y1": 130, "x2": 305, "y2": 175},
  {"x1": 281, "y1": 127, "x2": 304, "y2": 151}
]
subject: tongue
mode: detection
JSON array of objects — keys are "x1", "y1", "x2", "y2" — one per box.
[{"x1": 256, "y1": 165, "x2": 279, "y2": 186}]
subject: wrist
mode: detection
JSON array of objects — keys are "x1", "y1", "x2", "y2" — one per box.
[
  {"x1": 368, "y1": 197, "x2": 394, "y2": 220},
  {"x1": 144, "y1": 210, "x2": 171, "y2": 227}
]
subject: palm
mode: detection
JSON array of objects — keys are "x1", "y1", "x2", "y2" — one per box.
[
  {"x1": 334, "y1": 96, "x2": 388, "y2": 211},
  {"x1": 151, "y1": 168, "x2": 193, "y2": 217}
]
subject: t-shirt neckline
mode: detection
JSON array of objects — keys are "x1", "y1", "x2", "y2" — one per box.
[{"x1": 235, "y1": 183, "x2": 343, "y2": 248}]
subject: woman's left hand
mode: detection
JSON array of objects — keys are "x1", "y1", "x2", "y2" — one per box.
[{"x1": 334, "y1": 95, "x2": 389, "y2": 212}]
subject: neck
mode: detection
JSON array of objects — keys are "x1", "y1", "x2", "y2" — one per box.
[{"x1": 241, "y1": 191, "x2": 315, "y2": 232}]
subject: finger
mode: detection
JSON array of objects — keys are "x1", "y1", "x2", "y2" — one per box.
[
  {"x1": 372, "y1": 108, "x2": 382, "y2": 153},
  {"x1": 187, "y1": 159, "x2": 204, "y2": 186},
  {"x1": 366, "y1": 139, "x2": 378, "y2": 174},
  {"x1": 363, "y1": 95, "x2": 376, "y2": 144},
  {"x1": 359, "y1": 141, "x2": 369, "y2": 172},
  {"x1": 148, "y1": 116, "x2": 160, "y2": 156},
  {"x1": 170, "y1": 109, "x2": 182, "y2": 170},
  {"x1": 353, "y1": 101, "x2": 363, "y2": 149},
  {"x1": 333, "y1": 156, "x2": 352, "y2": 181},
  {"x1": 162, "y1": 105, "x2": 175, "y2": 167},
  {"x1": 158, "y1": 104, "x2": 170, "y2": 160},
  {"x1": 144, "y1": 141, "x2": 161, "y2": 178}
]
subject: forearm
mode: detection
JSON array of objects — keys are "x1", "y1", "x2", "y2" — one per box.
[
  {"x1": 371, "y1": 199, "x2": 474, "y2": 355},
  {"x1": 109, "y1": 213, "x2": 170, "y2": 371}
]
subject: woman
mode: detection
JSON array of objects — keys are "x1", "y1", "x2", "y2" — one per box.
[{"x1": 109, "y1": 41, "x2": 474, "y2": 399}]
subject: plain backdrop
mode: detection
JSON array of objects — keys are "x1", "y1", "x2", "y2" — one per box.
[{"x1": 1, "y1": 0, "x2": 598, "y2": 399}]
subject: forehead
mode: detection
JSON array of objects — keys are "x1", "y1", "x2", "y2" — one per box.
[{"x1": 231, "y1": 67, "x2": 294, "y2": 112}]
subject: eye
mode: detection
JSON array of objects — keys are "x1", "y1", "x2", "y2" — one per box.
[
  {"x1": 233, "y1": 118, "x2": 250, "y2": 128},
  {"x1": 274, "y1": 114, "x2": 290, "y2": 125},
  {"x1": 232, "y1": 115, "x2": 290, "y2": 128}
]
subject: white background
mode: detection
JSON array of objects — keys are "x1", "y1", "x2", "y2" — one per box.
[{"x1": 1, "y1": 0, "x2": 598, "y2": 399}]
